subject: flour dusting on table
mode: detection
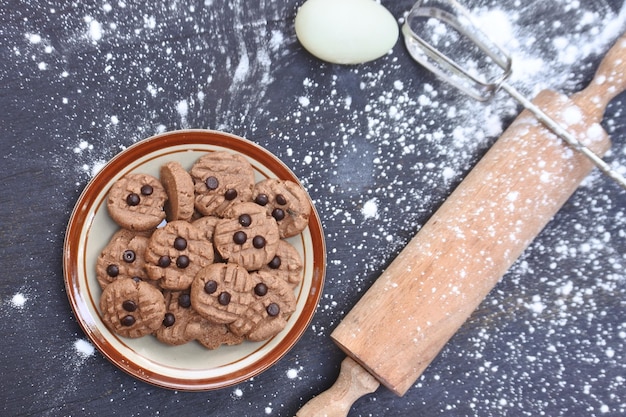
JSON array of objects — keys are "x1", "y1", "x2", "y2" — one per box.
[
  {"x1": 10, "y1": 292, "x2": 28, "y2": 309},
  {"x1": 2, "y1": 0, "x2": 625, "y2": 416}
]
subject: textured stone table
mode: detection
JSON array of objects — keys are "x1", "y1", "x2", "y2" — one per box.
[{"x1": 2, "y1": 1, "x2": 625, "y2": 416}]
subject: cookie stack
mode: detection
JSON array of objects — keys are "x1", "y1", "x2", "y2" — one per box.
[{"x1": 96, "y1": 151, "x2": 311, "y2": 349}]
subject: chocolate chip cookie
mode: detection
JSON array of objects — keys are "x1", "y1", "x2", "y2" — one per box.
[
  {"x1": 107, "y1": 173, "x2": 167, "y2": 231},
  {"x1": 96, "y1": 229, "x2": 151, "y2": 289},
  {"x1": 190, "y1": 263, "x2": 256, "y2": 325},
  {"x1": 253, "y1": 179, "x2": 311, "y2": 238},
  {"x1": 213, "y1": 202, "x2": 280, "y2": 271},
  {"x1": 259, "y1": 239, "x2": 304, "y2": 288},
  {"x1": 99, "y1": 277, "x2": 166, "y2": 338},
  {"x1": 190, "y1": 151, "x2": 255, "y2": 217},
  {"x1": 145, "y1": 220, "x2": 214, "y2": 290},
  {"x1": 231, "y1": 270, "x2": 297, "y2": 341}
]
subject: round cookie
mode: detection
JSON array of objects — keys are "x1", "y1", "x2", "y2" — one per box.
[
  {"x1": 155, "y1": 290, "x2": 244, "y2": 349},
  {"x1": 99, "y1": 278, "x2": 166, "y2": 338},
  {"x1": 259, "y1": 239, "x2": 304, "y2": 288},
  {"x1": 160, "y1": 161, "x2": 195, "y2": 222},
  {"x1": 190, "y1": 263, "x2": 256, "y2": 325},
  {"x1": 107, "y1": 173, "x2": 167, "y2": 231},
  {"x1": 231, "y1": 270, "x2": 297, "y2": 341},
  {"x1": 192, "y1": 215, "x2": 221, "y2": 243},
  {"x1": 155, "y1": 291, "x2": 198, "y2": 346},
  {"x1": 96, "y1": 229, "x2": 151, "y2": 289},
  {"x1": 145, "y1": 220, "x2": 215, "y2": 290},
  {"x1": 190, "y1": 151, "x2": 255, "y2": 217},
  {"x1": 253, "y1": 178, "x2": 311, "y2": 238},
  {"x1": 213, "y1": 202, "x2": 280, "y2": 271},
  {"x1": 195, "y1": 320, "x2": 245, "y2": 350},
  {"x1": 192, "y1": 215, "x2": 224, "y2": 262}
]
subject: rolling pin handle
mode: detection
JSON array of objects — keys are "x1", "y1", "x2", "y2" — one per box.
[{"x1": 295, "y1": 357, "x2": 380, "y2": 417}]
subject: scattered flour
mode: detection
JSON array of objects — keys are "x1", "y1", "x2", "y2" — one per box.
[
  {"x1": 85, "y1": 17, "x2": 103, "y2": 42},
  {"x1": 74, "y1": 339, "x2": 95, "y2": 358},
  {"x1": 11, "y1": 292, "x2": 27, "y2": 309},
  {"x1": 362, "y1": 198, "x2": 379, "y2": 220}
]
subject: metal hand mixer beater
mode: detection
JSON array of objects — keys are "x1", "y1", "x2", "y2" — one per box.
[{"x1": 402, "y1": 0, "x2": 626, "y2": 190}]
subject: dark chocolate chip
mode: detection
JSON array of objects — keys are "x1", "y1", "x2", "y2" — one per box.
[
  {"x1": 205, "y1": 176, "x2": 219, "y2": 190},
  {"x1": 121, "y1": 315, "x2": 135, "y2": 326},
  {"x1": 173, "y1": 237, "x2": 187, "y2": 250},
  {"x1": 140, "y1": 184, "x2": 153, "y2": 196},
  {"x1": 122, "y1": 250, "x2": 136, "y2": 263},
  {"x1": 239, "y1": 214, "x2": 252, "y2": 227},
  {"x1": 178, "y1": 293, "x2": 191, "y2": 308},
  {"x1": 163, "y1": 313, "x2": 175, "y2": 327},
  {"x1": 204, "y1": 280, "x2": 218, "y2": 294},
  {"x1": 272, "y1": 208, "x2": 285, "y2": 221},
  {"x1": 252, "y1": 235, "x2": 266, "y2": 249},
  {"x1": 266, "y1": 303, "x2": 280, "y2": 317},
  {"x1": 268, "y1": 256, "x2": 281, "y2": 269},
  {"x1": 176, "y1": 255, "x2": 190, "y2": 269},
  {"x1": 255, "y1": 194, "x2": 269, "y2": 206},
  {"x1": 106, "y1": 264, "x2": 119, "y2": 277},
  {"x1": 132, "y1": 276, "x2": 142, "y2": 282},
  {"x1": 254, "y1": 283, "x2": 268, "y2": 296},
  {"x1": 233, "y1": 231, "x2": 247, "y2": 245},
  {"x1": 224, "y1": 188, "x2": 238, "y2": 201},
  {"x1": 126, "y1": 193, "x2": 140, "y2": 206},
  {"x1": 275, "y1": 194, "x2": 287, "y2": 205},
  {"x1": 218, "y1": 292, "x2": 231, "y2": 305},
  {"x1": 122, "y1": 300, "x2": 137, "y2": 312},
  {"x1": 158, "y1": 255, "x2": 171, "y2": 268}
]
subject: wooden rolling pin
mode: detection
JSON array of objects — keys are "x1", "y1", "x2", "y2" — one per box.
[{"x1": 296, "y1": 33, "x2": 626, "y2": 416}]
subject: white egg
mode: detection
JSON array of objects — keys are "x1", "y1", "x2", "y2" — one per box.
[{"x1": 295, "y1": 0, "x2": 399, "y2": 65}]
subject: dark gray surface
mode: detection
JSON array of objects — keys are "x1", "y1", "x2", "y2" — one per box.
[{"x1": 1, "y1": 0, "x2": 625, "y2": 416}]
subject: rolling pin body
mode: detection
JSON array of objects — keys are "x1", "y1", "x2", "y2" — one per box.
[
  {"x1": 296, "y1": 35, "x2": 626, "y2": 417},
  {"x1": 331, "y1": 35, "x2": 626, "y2": 397}
]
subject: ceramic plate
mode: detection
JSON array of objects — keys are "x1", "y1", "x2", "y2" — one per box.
[{"x1": 63, "y1": 129, "x2": 326, "y2": 391}]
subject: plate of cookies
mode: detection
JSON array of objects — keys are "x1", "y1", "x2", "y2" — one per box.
[{"x1": 63, "y1": 129, "x2": 326, "y2": 390}]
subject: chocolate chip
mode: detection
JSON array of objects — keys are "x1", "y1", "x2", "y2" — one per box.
[
  {"x1": 224, "y1": 188, "x2": 238, "y2": 200},
  {"x1": 204, "y1": 280, "x2": 218, "y2": 294},
  {"x1": 121, "y1": 315, "x2": 135, "y2": 326},
  {"x1": 158, "y1": 255, "x2": 171, "y2": 268},
  {"x1": 122, "y1": 300, "x2": 137, "y2": 312},
  {"x1": 140, "y1": 184, "x2": 153, "y2": 196},
  {"x1": 272, "y1": 208, "x2": 285, "y2": 221},
  {"x1": 275, "y1": 194, "x2": 287, "y2": 205},
  {"x1": 266, "y1": 303, "x2": 280, "y2": 317},
  {"x1": 254, "y1": 283, "x2": 268, "y2": 296},
  {"x1": 126, "y1": 193, "x2": 140, "y2": 206},
  {"x1": 205, "y1": 176, "x2": 219, "y2": 190},
  {"x1": 268, "y1": 256, "x2": 281, "y2": 269},
  {"x1": 233, "y1": 231, "x2": 247, "y2": 244},
  {"x1": 106, "y1": 264, "x2": 119, "y2": 277},
  {"x1": 218, "y1": 292, "x2": 231, "y2": 305},
  {"x1": 132, "y1": 276, "x2": 142, "y2": 283},
  {"x1": 252, "y1": 235, "x2": 266, "y2": 249},
  {"x1": 163, "y1": 313, "x2": 175, "y2": 327},
  {"x1": 255, "y1": 194, "x2": 269, "y2": 206},
  {"x1": 122, "y1": 250, "x2": 136, "y2": 263},
  {"x1": 173, "y1": 237, "x2": 187, "y2": 250},
  {"x1": 178, "y1": 293, "x2": 191, "y2": 308},
  {"x1": 176, "y1": 255, "x2": 190, "y2": 269},
  {"x1": 239, "y1": 214, "x2": 252, "y2": 227}
]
